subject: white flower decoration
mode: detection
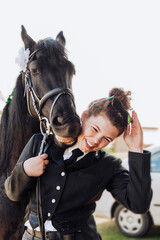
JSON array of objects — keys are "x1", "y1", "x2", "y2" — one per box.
[{"x1": 15, "y1": 47, "x2": 30, "y2": 72}]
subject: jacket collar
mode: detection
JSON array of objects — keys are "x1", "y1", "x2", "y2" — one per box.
[{"x1": 67, "y1": 151, "x2": 96, "y2": 169}]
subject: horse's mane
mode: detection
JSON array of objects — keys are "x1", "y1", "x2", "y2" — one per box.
[{"x1": 0, "y1": 74, "x2": 39, "y2": 178}]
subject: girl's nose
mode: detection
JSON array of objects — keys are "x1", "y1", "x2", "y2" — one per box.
[{"x1": 93, "y1": 134, "x2": 101, "y2": 145}]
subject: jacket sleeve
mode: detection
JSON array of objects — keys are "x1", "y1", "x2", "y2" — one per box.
[
  {"x1": 4, "y1": 134, "x2": 39, "y2": 202},
  {"x1": 106, "y1": 150, "x2": 152, "y2": 213}
]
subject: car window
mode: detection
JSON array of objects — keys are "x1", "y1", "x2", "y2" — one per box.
[{"x1": 151, "y1": 151, "x2": 160, "y2": 172}]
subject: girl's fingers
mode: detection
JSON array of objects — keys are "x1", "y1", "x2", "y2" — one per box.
[
  {"x1": 44, "y1": 160, "x2": 49, "y2": 165},
  {"x1": 132, "y1": 111, "x2": 143, "y2": 133},
  {"x1": 124, "y1": 124, "x2": 130, "y2": 137},
  {"x1": 132, "y1": 111, "x2": 141, "y2": 127},
  {"x1": 41, "y1": 153, "x2": 48, "y2": 159}
]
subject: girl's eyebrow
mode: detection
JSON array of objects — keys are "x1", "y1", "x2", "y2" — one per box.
[{"x1": 95, "y1": 125, "x2": 113, "y2": 142}]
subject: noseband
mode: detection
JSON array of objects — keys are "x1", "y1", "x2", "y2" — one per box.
[{"x1": 24, "y1": 49, "x2": 74, "y2": 134}]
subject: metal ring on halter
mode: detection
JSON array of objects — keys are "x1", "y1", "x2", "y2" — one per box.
[{"x1": 40, "y1": 117, "x2": 51, "y2": 136}]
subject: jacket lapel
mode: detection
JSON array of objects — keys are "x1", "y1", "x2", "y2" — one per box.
[
  {"x1": 67, "y1": 152, "x2": 96, "y2": 169},
  {"x1": 49, "y1": 143, "x2": 66, "y2": 166}
]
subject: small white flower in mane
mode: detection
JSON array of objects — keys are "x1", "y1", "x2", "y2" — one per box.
[{"x1": 15, "y1": 47, "x2": 30, "y2": 72}]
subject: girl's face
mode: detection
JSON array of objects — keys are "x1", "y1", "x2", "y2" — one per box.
[{"x1": 78, "y1": 111, "x2": 119, "y2": 153}]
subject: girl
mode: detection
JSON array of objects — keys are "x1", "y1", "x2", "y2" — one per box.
[{"x1": 5, "y1": 88, "x2": 152, "y2": 240}]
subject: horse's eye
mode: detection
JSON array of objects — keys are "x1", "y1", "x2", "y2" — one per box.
[{"x1": 31, "y1": 68, "x2": 39, "y2": 75}]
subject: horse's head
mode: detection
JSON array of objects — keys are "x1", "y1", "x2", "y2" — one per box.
[{"x1": 21, "y1": 26, "x2": 81, "y2": 147}]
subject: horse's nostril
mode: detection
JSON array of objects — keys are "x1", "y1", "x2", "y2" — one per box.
[{"x1": 53, "y1": 116, "x2": 64, "y2": 126}]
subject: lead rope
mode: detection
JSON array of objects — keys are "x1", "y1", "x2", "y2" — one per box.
[
  {"x1": 36, "y1": 119, "x2": 51, "y2": 240},
  {"x1": 24, "y1": 69, "x2": 50, "y2": 239}
]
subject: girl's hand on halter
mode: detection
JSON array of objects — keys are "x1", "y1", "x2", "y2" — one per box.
[
  {"x1": 123, "y1": 111, "x2": 143, "y2": 153},
  {"x1": 23, "y1": 154, "x2": 49, "y2": 177}
]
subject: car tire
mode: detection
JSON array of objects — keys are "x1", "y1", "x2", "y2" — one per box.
[{"x1": 114, "y1": 205, "x2": 152, "y2": 237}]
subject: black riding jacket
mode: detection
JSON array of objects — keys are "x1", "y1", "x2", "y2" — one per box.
[{"x1": 5, "y1": 134, "x2": 152, "y2": 239}]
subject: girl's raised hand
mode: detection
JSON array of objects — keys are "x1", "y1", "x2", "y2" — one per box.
[{"x1": 123, "y1": 111, "x2": 143, "y2": 153}]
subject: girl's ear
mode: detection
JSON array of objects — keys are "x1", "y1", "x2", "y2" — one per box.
[{"x1": 81, "y1": 110, "x2": 89, "y2": 122}]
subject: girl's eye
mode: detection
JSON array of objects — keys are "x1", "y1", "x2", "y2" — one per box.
[
  {"x1": 104, "y1": 137, "x2": 111, "y2": 143},
  {"x1": 92, "y1": 126, "x2": 98, "y2": 132}
]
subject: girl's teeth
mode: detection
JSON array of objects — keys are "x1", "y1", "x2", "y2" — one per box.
[{"x1": 87, "y1": 141, "x2": 93, "y2": 147}]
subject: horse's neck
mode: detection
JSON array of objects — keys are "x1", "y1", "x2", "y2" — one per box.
[{"x1": 0, "y1": 75, "x2": 40, "y2": 179}]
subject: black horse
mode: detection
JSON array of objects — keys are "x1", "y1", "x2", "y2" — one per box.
[{"x1": 0, "y1": 26, "x2": 81, "y2": 240}]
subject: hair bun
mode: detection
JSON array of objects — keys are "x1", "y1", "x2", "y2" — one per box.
[{"x1": 109, "y1": 87, "x2": 132, "y2": 111}]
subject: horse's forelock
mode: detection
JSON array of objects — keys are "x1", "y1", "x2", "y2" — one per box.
[
  {"x1": 36, "y1": 38, "x2": 67, "y2": 60},
  {"x1": 33, "y1": 38, "x2": 75, "y2": 78}
]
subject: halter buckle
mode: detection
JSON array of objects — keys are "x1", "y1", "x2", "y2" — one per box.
[{"x1": 40, "y1": 117, "x2": 51, "y2": 136}]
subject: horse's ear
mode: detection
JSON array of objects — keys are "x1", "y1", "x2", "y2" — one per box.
[
  {"x1": 21, "y1": 25, "x2": 36, "y2": 49},
  {"x1": 56, "y1": 31, "x2": 66, "y2": 47}
]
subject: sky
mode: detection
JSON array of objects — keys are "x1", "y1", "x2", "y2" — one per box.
[{"x1": 0, "y1": 0, "x2": 160, "y2": 137}]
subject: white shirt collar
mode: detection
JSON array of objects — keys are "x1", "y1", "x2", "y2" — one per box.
[
  {"x1": 63, "y1": 143, "x2": 86, "y2": 161},
  {"x1": 63, "y1": 143, "x2": 79, "y2": 160}
]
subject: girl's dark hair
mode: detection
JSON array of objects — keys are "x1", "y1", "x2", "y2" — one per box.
[{"x1": 87, "y1": 88, "x2": 132, "y2": 136}]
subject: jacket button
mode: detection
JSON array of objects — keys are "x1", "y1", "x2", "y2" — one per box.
[
  {"x1": 61, "y1": 172, "x2": 65, "y2": 176},
  {"x1": 52, "y1": 199, "x2": 56, "y2": 203},
  {"x1": 48, "y1": 213, "x2": 51, "y2": 217},
  {"x1": 56, "y1": 186, "x2": 61, "y2": 190}
]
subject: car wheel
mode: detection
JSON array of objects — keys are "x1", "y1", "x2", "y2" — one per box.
[{"x1": 114, "y1": 205, "x2": 152, "y2": 237}]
